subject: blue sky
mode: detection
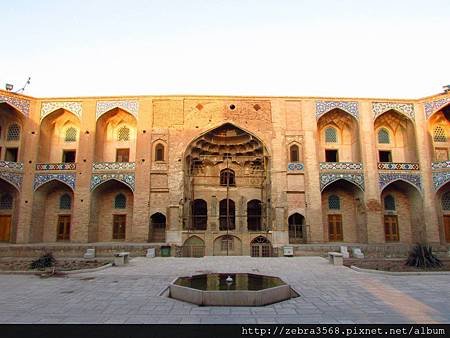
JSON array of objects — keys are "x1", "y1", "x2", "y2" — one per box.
[{"x1": 1, "y1": 0, "x2": 449, "y2": 98}]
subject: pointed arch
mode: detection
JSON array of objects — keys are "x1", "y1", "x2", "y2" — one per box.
[
  {"x1": 90, "y1": 174, "x2": 135, "y2": 192},
  {"x1": 40, "y1": 102, "x2": 82, "y2": 121},
  {"x1": 425, "y1": 98, "x2": 450, "y2": 120},
  {"x1": 0, "y1": 173, "x2": 22, "y2": 192},
  {"x1": 316, "y1": 101, "x2": 359, "y2": 120},
  {"x1": 320, "y1": 174, "x2": 365, "y2": 192},
  {"x1": 33, "y1": 174, "x2": 76, "y2": 192},
  {"x1": 379, "y1": 173, "x2": 422, "y2": 194},
  {"x1": 96, "y1": 100, "x2": 139, "y2": 120}
]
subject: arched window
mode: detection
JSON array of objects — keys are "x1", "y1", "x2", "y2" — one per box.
[
  {"x1": 7, "y1": 123, "x2": 20, "y2": 141},
  {"x1": 114, "y1": 193, "x2": 126, "y2": 209},
  {"x1": 325, "y1": 127, "x2": 337, "y2": 143},
  {"x1": 247, "y1": 199, "x2": 262, "y2": 231},
  {"x1": 59, "y1": 194, "x2": 72, "y2": 210},
  {"x1": 191, "y1": 199, "x2": 207, "y2": 230},
  {"x1": 290, "y1": 144, "x2": 299, "y2": 162},
  {"x1": 155, "y1": 143, "x2": 165, "y2": 161},
  {"x1": 442, "y1": 192, "x2": 450, "y2": 211},
  {"x1": 220, "y1": 169, "x2": 235, "y2": 186},
  {"x1": 219, "y1": 199, "x2": 235, "y2": 230},
  {"x1": 221, "y1": 235, "x2": 234, "y2": 251},
  {"x1": 65, "y1": 127, "x2": 77, "y2": 142},
  {"x1": 117, "y1": 126, "x2": 130, "y2": 141},
  {"x1": 328, "y1": 195, "x2": 340, "y2": 210},
  {"x1": 433, "y1": 125, "x2": 447, "y2": 142},
  {"x1": 0, "y1": 194, "x2": 13, "y2": 209},
  {"x1": 378, "y1": 128, "x2": 390, "y2": 144},
  {"x1": 384, "y1": 195, "x2": 396, "y2": 211}
]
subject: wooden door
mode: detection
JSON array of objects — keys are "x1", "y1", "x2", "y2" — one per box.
[
  {"x1": 0, "y1": 216, "x2": 11, "y2": 242},
  {"x1": 57, "y1": 215, "x2": 71, "y2": 241},
  {"x1": 113, "y1": 215, "x2": 126, "y2": 240},
  {"x1": 444, "y1": 216, "x2": 450, "y2": 242},
  {"x1": 384, "y1": 215, "x2": 399, "y2": 242},
  {"x1": 116, "y1": 149, "x2": 130, "y2": 162},
  {"x1": 328, "y1": 214, "x2": 343, "y2": 241}
]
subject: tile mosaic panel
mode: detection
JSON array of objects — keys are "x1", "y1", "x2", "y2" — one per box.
[
  {"x1": 433, "y1": 172, "x2": 450, "y2": 191},
  {"x1": 320, "y1": 173, "x2": 365, "y2": 191},
  {"x1": 316, "y1": 101, "x2": 359, "y2": 120},
  {"x1": 0, "y1": 161, "x2": 24, "y2": 171},
  {"x1": 92, "y1": 162, "x2": 136, "y2": 171},
  {"x1": 0, "y1": 171, "x2": 23, "y2": 190},
  {"x1": 0, "y1": 94, "x2": 30, "y2": 116},
  {"x1": 379, "y1": 173, "x2": 422, "y2": 192},
  {"x1": 431, "y1": 161, "x2": 450, "y2": 170},
  {"x1": 90, "y1": 173, "x2": 135, "y2": 191},
  {"x1": 96, "y1": 100, "x2": 139, "y2": 119},
  {"x1": 424, "y1": 97, "x2": 450, "y2": 119},
  {"x1": 34, "y1": 173, "x2": 76, "y2": 191},
  {"x1": 287, "y1": 163, "x2": 304, "y2": 171},
  {"x1": 319, "y1": 162, "x2": 363, "y2": 170},
  {"x1": 372, "y1": 102, "x2": 415, "y2": 120},
  {"x1": 40, "y1": 101, "x2": 82, "y2": 120},
  {"x1": 377, "y1": 162, "x2": 420, "y2": 170},
  {"x1": 35, "y1": 163, "x2": 76, "y2": 171}
]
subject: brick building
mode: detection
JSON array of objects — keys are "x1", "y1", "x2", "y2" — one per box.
[{"x1": 1, "y1": 89, "x2": 450, "y2": 256}]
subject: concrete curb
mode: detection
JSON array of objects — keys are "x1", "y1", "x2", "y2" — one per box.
[
  {"x1": 0, "y1": 263, "x2": 113, "y2": 276},
  {"x1": 350, "y1": 265, "x2": 450, "y2": 276}
]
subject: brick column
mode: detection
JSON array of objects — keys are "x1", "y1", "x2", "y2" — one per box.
[{"x1": 359, "y1": 101, "x2": 384, "y2": 243}]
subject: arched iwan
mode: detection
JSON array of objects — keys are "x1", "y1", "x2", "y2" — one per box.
[
  {"x1": 378, "y1": 173, "x2": 422, "y2": 194},
  {"x1": 320, "y1": 173, "x2": 365, "y2": 192},
  {"x1": 0, "y1": 172, "x2": 23, "y2": 191},
  {"x1": 425, "y1": 98, "x2": 450, "y2": 120},
  {"x1": 40, "y1": 102, "x2": 83, "y2": 121},
  {"x1": 432, "y1": 172, "x2": 450, "y2": 191},
  {"x1": 34, "y1": 173, "x2": 76, "y2": 191},
  {"x1": 316, "y1": 101, "x2": 359, "y2": 120},
  {"x1": 96, "y1": 100, "x2": 139, "y2": 120},
  {"x1": 90, "y1": 174, "x2": 135, "y2": 192}
]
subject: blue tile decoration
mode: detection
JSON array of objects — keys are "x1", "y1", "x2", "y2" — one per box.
[
  {"x1": 36, "y1": 163, "x2": 76, "y2": 171},
  {"x1": 92, "y1": 162, "x2": 136, "y2": 171},
  {"x1": 0, "y1": 171, "x2": 23, "y2": 190},
  {"x1": 372, "y1": 102, "x2": 415, "y2": 121},
  {"x1": 316, "y1": 101, "x2": 359, "y2": 120},
  {"x1": 0, "y1": 161, "x2": 24, "y2": 171},
  {"x1": 432, "y1": 172, "x2": 450, "y2": 191},
  {"x1": 379, "y1": 173, "x2": 422, "y2": 192},
  {"x1": 424, "y1": 97, "x2": 450, "y2": 119},
  {"x1": 320, "y1": 173, "x2": 365, "y2": 191},
  {"x1": 377, "y1": 162, "x2": 419, "y2": 170},
  {"x1": 34, "y1": 173, "x2": 76, "y2": 191},
  {"x1": 40, "y1": 101, "x2": 82, "y2": 120},
  {"x1": 96, "y1": 100, "x2": 139, "y2": 120},
  {"x1": 0, "y1": 93, "x2": 30, "y2": 116},
  {"x1": 319, "y1": 162, "x2": 363, "y2": 170},
  {"x1": 90, "y1": 173, "x2": 135, "y2": 191},
  {"x1": 432, "y1": 161, "x2": 450, "y2": 170},
  {"x1": 287, "y1": 163, "x2": 304, "y2": 171}
]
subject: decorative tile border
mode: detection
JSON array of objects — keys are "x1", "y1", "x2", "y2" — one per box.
[
  {"x1": 90, "y1": 173, "x2": 135, "y2": 191},
  {"x1": 424, "y1": 97, "x2": 450, "y2": 119},
  {"x1": 40, "y1": 101, "x2": 82, "y2": 120},
  {"x1": 433, "y1": 172, "x2": 450, "y2": 191},
  {"x1": 379, "y1": 173, "x2": 422, "y2": 192},
  {"x1": 431, "y1": 161, "x2": 450, "y2": 170},
  {"x1": 34, "y1": 173, "x2": 76, "y2": 191},
  {"x1": 372, "y1": 102, "x2": 415, "y2": 120},
  {"x1": 36, "y1": 163, "x2": 76, "y2": 171},
  {"x1": 92, "y1": 162, "x2": 136, "y2": 171},
  {"x1": 96, "y1": 100, "x2": 139, "y2": 119},
  {"x1": 0, "y1": 161, "x2": 24, "y2": 171},
  {"x1": 316, "y1": 101, "x2": 359, "y2": 120},
  {"x1": 0, "y1": 94, "x2": 30, "y2": 116},
  {"x1": 320, "y1": 173, "x2": 365, "y2": 191},
  {"x1": 287, "y1": 163, "x2": 304, "y2": 171},
  {"x1": 319, "y1": 162, "x2": 363, "y2": 170},
  {"x1": 0, "y1": 171, "x2": 23, "y2": 190},
  {"x1": 377, "y1": 162, "x2": 420, "y2": 170}
]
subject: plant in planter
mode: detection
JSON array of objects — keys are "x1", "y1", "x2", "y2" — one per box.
[
  {"x1": 30, "y1": 252, "x2": 56, "y2": 270},
  {"x1": 405, "y1": 243, "x2": 442, "y2": 269}
]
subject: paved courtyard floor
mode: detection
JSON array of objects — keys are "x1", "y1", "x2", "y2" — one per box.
[{"x1": 0, "y1": 256, "x2": 449, "y2": 324}]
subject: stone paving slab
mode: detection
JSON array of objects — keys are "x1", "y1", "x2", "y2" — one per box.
[{"x1": 0, "y1": 256, "x2": 449, "y2": 323}]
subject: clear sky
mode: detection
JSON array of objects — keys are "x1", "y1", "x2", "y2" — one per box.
[{"x1": 1, "y1": 0, "x2": 449, "y2": 98}]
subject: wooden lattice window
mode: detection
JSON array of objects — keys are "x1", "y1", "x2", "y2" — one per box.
[
  {"x1": 65, "y1": 127, "x2": 77, "y2": 142},
  {"x1": 59, "y1": 194, "x2": 72, "y2": 210},
  {"x1": 114, "y1": 193, "x2": 126, "y2": 209},
  {"x1": 220, "y1": 169, "x2": 235, "y2": 186},
  {"x1": 7, "y1": 123, "x2": 20, "y2": 141},
  {"x1": 378, "y1": 128, "x2": 390, "y2": 144},
  {"x1": 0, "y1": 194, "x2": 13, "y2": 209},
  {"x1": 384, "y1": 195, "x2": 395, "y2": 211},
  {"x1": 442, "y1": 192, "x2": 450, "y2": 211},
  {"x1": 220, "y1": 235, "x2": 234, "y2": 251},
  {"x1": 328, "y1": 195, "x2": 340, "y2": 210},
  {"x1": 433, "y1": 125, "x2": 447, "y2": 143},
  {"x1": 325, "y1": 127, "x2": 337, "y2": 143},
  {"x1": 117, "y1": 126, "x2": 130, "y2": 141}
]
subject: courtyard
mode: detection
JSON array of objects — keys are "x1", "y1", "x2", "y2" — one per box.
[{"x1": 0, "y1": 256, "x2": 449, "y2": 324}]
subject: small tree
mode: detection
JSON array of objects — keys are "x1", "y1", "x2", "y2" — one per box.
[
  {"x1": 30, "y1": 252, "x2": 56, "y2": 270},
  {"x1": 405, "y1": 243, "x2": 442, "y2": 269}
]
